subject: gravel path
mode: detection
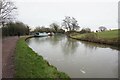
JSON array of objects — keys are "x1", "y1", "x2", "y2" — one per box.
[{"x1": 2, "y1": 36, "x2": 19, "y2": 78}]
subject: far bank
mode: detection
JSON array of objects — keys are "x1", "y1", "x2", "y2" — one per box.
[{"x1": 69, "y1": 29, "x2": 120, "y2": 49}]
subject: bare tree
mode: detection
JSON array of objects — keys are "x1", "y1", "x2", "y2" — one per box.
[
  {"x1": 50, "y1": 23, "x2": 60, "y2": 32},
  {"x1": 62, "y1": 16, "x2": 80, "y2": 31},
  {"x1": 71, "y1": 17, "x2": 79, "y2": 30},
  {"x1": 0, "y1": 0, "x2": 17, "y2": 27},
  {"x1": 99, "y1": 26, "x2": 107, "y2": 32}
]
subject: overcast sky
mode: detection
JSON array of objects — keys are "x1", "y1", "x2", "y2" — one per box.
[{"x1": 12, "y1": 0, "x2": 119, "y2": 31}]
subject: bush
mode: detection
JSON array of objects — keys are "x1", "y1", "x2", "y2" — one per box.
[
  {"x1": 2, "y1": 22, "x2": 30, "y2": 37},
  {"x1": 79, "y1": 28, "x2": 91, "y2": 34},
  {"x1": 83, "y1": 33, "x2": 98, "y2": 41}
]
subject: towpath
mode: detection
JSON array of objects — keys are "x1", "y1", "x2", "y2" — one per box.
[{"x1": 2, "y1": 36, "x2": 19, "y2": 78}]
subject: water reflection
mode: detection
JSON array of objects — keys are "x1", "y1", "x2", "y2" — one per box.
[
  {"x1": 48, "y1": 35, "x2": 63, "y2": 46},
  {"x1": 61, "y1": 37, "x2": 79, "y2": 54},
  {"x1": 33, "y1": 37, "x2": 48, "y2": 44},
  {"x1": 26, "y1": 34, "x2": 118, "y2": 78}
]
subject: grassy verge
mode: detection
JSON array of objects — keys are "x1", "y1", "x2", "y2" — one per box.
[
  {"x1": 15, "y1": 37, "x2": 70, "y2": 79},
  {"x1": 70, "y1": 29, "x2": 120, "y2": 46}
]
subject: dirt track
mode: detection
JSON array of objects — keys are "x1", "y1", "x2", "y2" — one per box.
[{"x1": 2, "y1": 36, "x2": 19, "y2": 78}]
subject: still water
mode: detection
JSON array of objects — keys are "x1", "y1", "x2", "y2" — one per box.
[{"x1": 26, "y1": 34, "x2": 118, "y2": 78}]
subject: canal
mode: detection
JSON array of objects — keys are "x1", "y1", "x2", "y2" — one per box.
[{"x1": 26, "y1": 34, "x2": 118, "y2": 78}]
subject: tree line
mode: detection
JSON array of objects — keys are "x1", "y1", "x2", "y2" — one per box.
[
  {"x1": 2, "y1": 22, "x2": 30, "y2": 36},
  {"x1": 33, "y1": 23, "x2": 65, "y2": 33},
  {"x1": 0, "y1": 0, "x2": 31, "y2": 37},
  {"x1": 0, "y1": 0, "x2": 108, "y2": 37}
]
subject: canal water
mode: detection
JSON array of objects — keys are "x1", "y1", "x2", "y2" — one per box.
[{"x1": 26, "y1": 34, "x2": 118, "y2": 78}]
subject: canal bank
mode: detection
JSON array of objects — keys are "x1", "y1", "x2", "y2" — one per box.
[
  {"x1": 15, "y1": 36, "x2": 70, "y2": 78},
  {"x1": 69, "y1": 29, "x2": 120, "y2": 49}
]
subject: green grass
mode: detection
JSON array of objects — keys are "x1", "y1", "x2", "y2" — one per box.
[
  {"x1": 15, "y1": 37, "x2": 70, "y2": 79},
  {"x1": 70, "y1": 29, "x2": 120, "y2": 46},
  {"x1": 96, "y1": 29, "x2": 119, "y2": 39}
]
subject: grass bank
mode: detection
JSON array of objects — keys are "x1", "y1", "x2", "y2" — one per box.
[
  {"x1": 70, "y1": 29, "x2": 120, "y2": 47},
  {"x1": 15, "y1": 37, "x2": 70, "y2": 79}
]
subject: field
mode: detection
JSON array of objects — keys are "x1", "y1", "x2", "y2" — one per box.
[
  {"x1": 15, "y1": 37, "x2": 69, "y2": 79},
  {"x1": 97, "y1": 29, "x2": 119, "y2": 40}
]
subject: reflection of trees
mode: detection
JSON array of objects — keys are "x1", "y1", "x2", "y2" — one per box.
[
  {"x1": 48, "y1": 34, "x2": 64, "y2": 46},
  {"x1": 32, "y1": 35, "x2": 79, "y2": 55},
  {"x1": 26, "y1": 39, "x2": 31, "y2": 45},
  {"x1": 81, "y1": 41, "x2": 98, "y2": 50},
  {"x1": 34, "y1": 37, "x2": 48, "y2": 44},
  {"x1": 61, "y1": 37, "x2": 78, "y2": 55},
  {"x1": 28, "y1": 34, "x2": 65, "y2": 46}
]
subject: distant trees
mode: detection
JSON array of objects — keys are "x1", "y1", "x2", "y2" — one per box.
[
  {"x1": 80, "y1": 28, "x2": 91, "y2": 34},
  {"x1": 33, "y1": 25, "x2": 65, "y2": 33},
  {"x1": 2, "y1": 22, "x2": 30, "y2": 36},
  {"x1": 50, "y1": 23, "x2": 60, "y2": 32},
  {"x1": 50, "y1": 23, "x2": 65, "y2": 33},
  {"x1": 34, "y1": 26, "x2": 41, "y2": 32},
  {"x1": 0, "y1": 0, "x2": 17, "y2": 26},
  {"x1": 34, "y1": 26, "x2": 55, "y2": 33},
  {"x1": 99, "y1": 26, "x2": 107, "y2": 32},
  {"x1": 62, "y1": 16, "x2": 80, "y2": 31}
]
